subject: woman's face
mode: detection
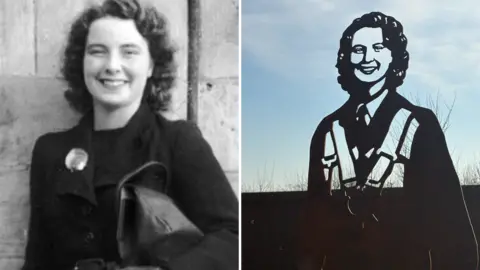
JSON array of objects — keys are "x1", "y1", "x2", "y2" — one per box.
[{"x1": 83, "y1": 16, "x2": 153, "y2": 110}]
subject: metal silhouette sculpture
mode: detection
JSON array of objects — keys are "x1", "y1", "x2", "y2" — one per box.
[{"x1": 299, "y1": 12, "x2": 479, "y2": 270}]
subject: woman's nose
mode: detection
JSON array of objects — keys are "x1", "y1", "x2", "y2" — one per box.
[{"x1": 105, "y1": 54, "x2": 122, "y2": 74}]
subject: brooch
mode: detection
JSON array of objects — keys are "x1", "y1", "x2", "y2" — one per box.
[{"x1": 65, "y1": 148, "x2": 89, "y2": 172}]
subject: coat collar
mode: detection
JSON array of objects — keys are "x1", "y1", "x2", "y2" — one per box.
[
  {"x1": 55, "y1": 102, "x2": 159, "y2": 206},
  {"x1": 338, "y1": 90, "x2": 411, "y2": 128},
  {"x1": 335, "y1": 90, "x2": 414, "y2": 154},
  {"x1": 367, "y1": 90, "x2": 412, "y2": 132}
]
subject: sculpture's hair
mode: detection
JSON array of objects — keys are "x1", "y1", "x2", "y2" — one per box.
[{"x1": 336, "y1": 12, "x2": 409, "y2": 94}]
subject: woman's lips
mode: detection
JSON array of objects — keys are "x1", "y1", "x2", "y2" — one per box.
[{"x1": 98, "y1": 79, "x2": 128, "y2": 89}]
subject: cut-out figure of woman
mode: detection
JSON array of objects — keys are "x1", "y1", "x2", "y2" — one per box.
[{"x1": 298, "y1": 12, "x2": 478, "y2": 270}]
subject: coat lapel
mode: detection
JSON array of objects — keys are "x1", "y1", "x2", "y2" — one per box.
[
  {"x1": 55, "y1": 110, "x2": 97, "y2": 206},
  {"x1": 54, "y1": 103, "x2": 168, "y2": 206},
  {"x1": 368, "y1": 91, "x2": 410, "y2": 146},
  {"x1": 339, "y1": 91, "x2": 408, "y2": 151},
  {"x1": 336, "y1": 91, "x2": 412, "y2": 182},
  {"x1": 91, "y1": 104, "x2": 159, "y2": 188}
]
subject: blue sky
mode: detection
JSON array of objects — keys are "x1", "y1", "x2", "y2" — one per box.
[{"x1": 241, "y1": 0, "x2": 480, "y2": 191}]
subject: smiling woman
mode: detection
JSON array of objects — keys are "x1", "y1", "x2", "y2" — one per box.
[
  {"x1": 21, "y1": 0, "x2": 239, "y2": 270},
  {"x1": 82, "y1": 17, "x2": 154, "y2": 127},
  {"x1": 62, "y1": 1, "x2": 175, "y2": 117}
]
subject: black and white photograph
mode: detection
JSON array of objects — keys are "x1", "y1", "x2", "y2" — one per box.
[{"x1": 0, "y1": 0, "x2": 239, "y2": 269}]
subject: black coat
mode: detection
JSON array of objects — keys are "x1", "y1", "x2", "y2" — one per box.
[
  {"x1": 299, "y1": 91, "x2": 478, "y2": 269},
  {"x1": 21, "y1": 104, "x2": 239, "y2": 270}
]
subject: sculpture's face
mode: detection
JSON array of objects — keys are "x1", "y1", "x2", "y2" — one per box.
[{"x1": 350, "y1": 27, "x2": 392, "y2": 83}]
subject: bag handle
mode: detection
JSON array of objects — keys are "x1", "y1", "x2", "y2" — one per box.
[{"x1": 115, "y1": 161, "x2": 168, "y2": 212}]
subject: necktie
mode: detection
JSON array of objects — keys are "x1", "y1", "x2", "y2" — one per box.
[
  {"x1": 356, "y1": 104, "x2": 371, "y2": 126},
  {"x1": 355, "y1": 104, "x2": 373, "y2": 158}
]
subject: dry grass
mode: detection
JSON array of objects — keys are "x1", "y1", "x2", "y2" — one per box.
[{"x1": 241, "y1": 163, "x2": 480, "y2": 193}]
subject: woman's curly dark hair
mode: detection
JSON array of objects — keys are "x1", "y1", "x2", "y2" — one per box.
[
  {"x1": 61, "y1": 0, "x2": 176, "y2": 114},
  {"x1": 336, "y1": 12, "x2": 409, "y2": 95}
]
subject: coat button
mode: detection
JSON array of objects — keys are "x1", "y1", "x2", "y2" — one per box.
[{"x1": 84, "y1": 232, "x2": 95, "y2": 243}]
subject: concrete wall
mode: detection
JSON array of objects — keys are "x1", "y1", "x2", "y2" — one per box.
[
  {"x1": 0, "y1": 0, "x2": 238, "y2": 268},
  {"x1": 197, "y1": 0, "x2": 239, "y2": 194}
]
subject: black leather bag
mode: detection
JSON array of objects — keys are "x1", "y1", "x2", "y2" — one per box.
[{"x1": 116, "y1": 161, "x2": 204, "y2": 267}]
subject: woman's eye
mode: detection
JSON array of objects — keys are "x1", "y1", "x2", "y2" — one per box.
[
  {"x1": 88, "y1": 50, "x2": 105, "y2": 56},
  {"x1": 123, "y1": 50, "x2": 140, "y2": 56}
]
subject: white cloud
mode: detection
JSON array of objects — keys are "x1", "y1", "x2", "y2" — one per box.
[{"x1": 243, "y1": 0, "x2": 480, "y2": 95}]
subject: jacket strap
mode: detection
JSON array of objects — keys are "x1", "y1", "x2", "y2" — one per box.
[
  {"x1": 321, "y1": 108, "x2": 420, "y2": 190},
  {"x1": 366, "y1": 108, "x2": 419, "y2": 188}
]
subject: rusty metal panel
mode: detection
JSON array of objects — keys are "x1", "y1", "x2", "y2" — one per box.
[{"x1": 242, "y1": 189, "x2": 480, "y2": 270}]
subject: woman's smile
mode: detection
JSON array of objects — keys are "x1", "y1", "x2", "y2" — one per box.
[
  {"x1": 98, "y1": 78, "x2": 129, "y2": 89},
  {"x1": 83, "y1": 17, "x2": 153, "y2": 109}
]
